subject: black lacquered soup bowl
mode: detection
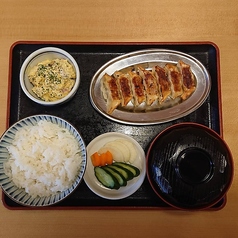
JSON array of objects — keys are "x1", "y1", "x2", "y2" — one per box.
[{"x1": 146, "y1": 122, "x2": 234, "y2": 210}]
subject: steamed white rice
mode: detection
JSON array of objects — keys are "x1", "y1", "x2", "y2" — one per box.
[{"x1": 4, "y1": 120, "x2": 83, "y2": 198}]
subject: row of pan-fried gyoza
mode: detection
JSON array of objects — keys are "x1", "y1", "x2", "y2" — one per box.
[{"x1": 100, "y1": 60, "x2": 196, "y2": 114}]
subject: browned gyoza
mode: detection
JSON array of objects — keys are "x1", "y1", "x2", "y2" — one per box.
[
  {"x1": 113, "y1": 71, "x2": 133, "y2": 107},
  {"x1": 128, "y1": 70, "x2": 146, "y2": 106},
  {"x1": 100, "y1": 60, "x2": 196, "y2": 114},
  {"x1": 100, "y1": 73, "x2": 121, "y2": 114},
  {"x1": 177, "y1": 60, "x2": 196, "y2": 100},
  {"x1": 153, "y1": 65, "x2": 171, "y2": 103},
  {"x1": 138, "y1": 66, "x2": 159, "y2": 106},
  {"x1": 164, "y1": 63, "x2": 183, "y2": 99}
]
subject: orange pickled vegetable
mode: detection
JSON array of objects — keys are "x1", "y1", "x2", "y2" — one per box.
[
  {"x1": 104, "y1": 151, "x2": 113, "y2": 165},
  {"x1": 91, "y1": 152, "x2": 101, "y2": 167},
  {"x1": 90, "y1": 150, "x2": 113, "y2": 167},
  {"x1": 100, "y1": 153, "x2": 107, "y2": 166}
]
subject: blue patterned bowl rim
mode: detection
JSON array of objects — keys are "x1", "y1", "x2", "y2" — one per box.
[{"x1": 0, "y1": 114, "x2": 87, "y2": 207}]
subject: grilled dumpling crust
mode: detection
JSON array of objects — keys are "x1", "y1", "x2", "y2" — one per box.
[
  {"x1": 153, "y1": 65, "x2": 171, "y2": 102},
  {"x1": 101, "y1": 73, "x2": 121, "y2": 114},
  {"x1": 100, "y1": 61, "x2": 197, "y2": 114},
  {"x1": 128, "y1": 71, "x2": 146, "y2": 106},
  {"x1": 138, "y1": 66, "x2": 159, "y2": 106},
  {"x1": 113, "y1": 71, "x2": 133, "y2": 107},
  {"x1": 177, "y1": 60, "x2": 196, "y2": 100},
  {"x1": 164, "y1": 63, "x2": 183, "y2": 99}
]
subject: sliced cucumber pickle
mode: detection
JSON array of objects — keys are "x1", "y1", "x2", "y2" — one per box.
[
  {"x1": 94, "y1": 161, "x2": 141, "y2": 190},
  {"x1": 113, "y1": 162, "x2": 140, "y2": 177},
  {"x1": 94, "y1": 167, "x2": 120, "y2": 190},
  {"x1": 107, "y1": 164, "x2": 134, "y2": 181},
  {"x1": 102, "y1": 166, "x2": 127, "y2": 186}
]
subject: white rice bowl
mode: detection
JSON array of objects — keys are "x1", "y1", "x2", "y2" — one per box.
[{"x1": 0, "y1": 115, "x2": 87, "y2": 207}]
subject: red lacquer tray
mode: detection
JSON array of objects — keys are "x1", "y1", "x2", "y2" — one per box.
[{"x1": 2, "y1": 41, "x2": 225, "y2": 210}]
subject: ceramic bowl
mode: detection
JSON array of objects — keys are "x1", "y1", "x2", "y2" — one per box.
[
  {"x1": 0, "y1": 114, "x2": 87, "y2": 207},
  {"x1": 146, "y1": 123, "x2": 234, "y2": 210},
  {"x1": 84, "y1": 132, "x2": 146, "y2": 200},
  {"x1": 20, "y1": 47, "x2": 80, "y2": 106}
]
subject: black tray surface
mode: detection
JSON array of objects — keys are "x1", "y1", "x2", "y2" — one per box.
[{"x1": 3, "y1": 42, "x2": 224, "y2": 210}]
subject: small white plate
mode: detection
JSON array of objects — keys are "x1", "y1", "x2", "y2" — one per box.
[{"x1": 84, "y1": 132, "x2": 146, "y2": 200}]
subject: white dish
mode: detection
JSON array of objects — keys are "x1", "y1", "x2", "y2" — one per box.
[
  {"x1": 20, "y1": 47, "x2": 80, "y2": 106},
  {"x1": 84, "y1": 132, "x2": 146, "y2": 200}
]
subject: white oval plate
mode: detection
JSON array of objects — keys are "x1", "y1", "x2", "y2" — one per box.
[
  {"x1": 89, "y1": 49, "x2": 211, "y2": 125},
  {"x1": 83, "y1": 132, "x2": 146, "y2": 200}
]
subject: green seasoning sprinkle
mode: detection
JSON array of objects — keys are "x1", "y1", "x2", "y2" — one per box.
[{"x1": 28, "y1": 59, "x2": 76, "y2": 101}]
